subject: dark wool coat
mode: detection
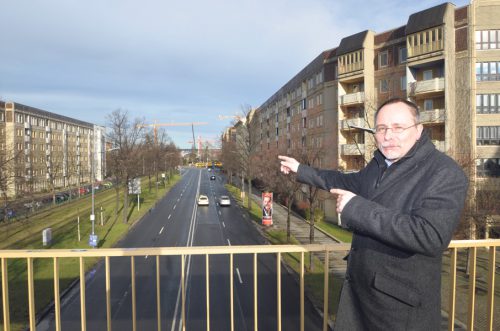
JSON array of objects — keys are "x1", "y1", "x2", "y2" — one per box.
[{"x1": 297, "y1": 134, "x2": 468, "y2": 331}]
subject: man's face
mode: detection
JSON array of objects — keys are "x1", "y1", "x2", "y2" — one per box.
[{"x1": 374, "y1": 102, "x2": 423, "y2": 162}]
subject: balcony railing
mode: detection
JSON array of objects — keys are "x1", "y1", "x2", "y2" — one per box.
[
  {"x1": 420, "y1": 108, "x2": 445, "y2": 123},
  {"x1": 408, "y1": 40, "x2": 444, "y2": 58},
  {"x1": 409, "y1": 78, "x2": 445, "y2": 96},
  {"x1": 340, "y1": 117, "x2": 364, "y2": 131},
  {"x1": 1, "y1": 240, "x2": 499, "y2": 331},
  {"x1": 339, "y1": 92, "x2": 365, "y2": 106},
  {"x1": 338, "y1": 62, "x2": 363, "y2": 75},
  {"x1": 341, "y1": 143, "x2": 364, "y2": 155}
]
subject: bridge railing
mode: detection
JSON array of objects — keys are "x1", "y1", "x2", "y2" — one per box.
[{"x1": 0, "y1": 240, "x2": 499, "y2": 331}]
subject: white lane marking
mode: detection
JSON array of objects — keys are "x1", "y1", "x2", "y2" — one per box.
[
  {"x1": 227, "y1": 239, "x2": 231, "y2": 246},
  {"x1": 236, "y1": 268, "x2": 243, "y2": 284},
  {"x1": 145, "y1": 255, "x2": 148, "y2": 259},
  {"x1": 177, "y1": 198, "x2": 180, "y2": 202},
  {"x1": 173, "y1": 204, "x2": 176, "y2": 210},
  {"x1": 218, "y1": 210, "x2": 221, "y2": 215},
  {"x1": 222, "y1": 222, "x2": 225, "y2": 228},
  {"x1": 168, "y1": 214, "x2": 172, "y2": 220},
  {"x1": 159, "y1": 227, "x2": 164, "y2": 234}
]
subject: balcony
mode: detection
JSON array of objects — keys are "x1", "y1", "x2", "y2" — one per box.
[
  {"x1": 338, "y1": 61, "x2": 363, "y2": 75},
  {"x1": 0, "y1": 240, "x2": 498, "y2": 331},
  {"x1": 408, "y1": 39, "x2": 444, "y2": 58},
  {"x1": 341, "y1": 143, "x2": 364, "y2": 155},
  {"x1": 420, "y1": 108, "x2": 445, "y2": 123},
  {"x1": 339, "y1": 91, "x2": 365, "y2": 106},
  {"x1": 409, "y1": 78, "x2": 445, "y2": 96},
  {"x1": 433, "y1": 140, "x2": 446, "y2": 152},
  {"x1": 340, "y1": 117, "x2": 364, "y2": 131}
]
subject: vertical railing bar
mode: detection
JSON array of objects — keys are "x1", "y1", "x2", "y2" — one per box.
[
  {"x1": 300, "y1": 252, "x2": 304, "y2": 331},
  {"x1": 131, "y1": 256, "x2": 137, "y2": 331},
  {"x1": 467, "y1": 247, "x2": 477, "y2": 331},
  {"x1": 206, "y1": 254, "x2": 210, "y2": 331},
  {"x1": 323, "y1": 250, "x2": 329, "y2": 331},
  {"x1": 253, "y1": 253, "x2": 258, "y2": 331},
  {"x1": 486, "y1": 246, "x2": 496, "y2": 331},
  {"x1": 230, "y1": 253, "x2": 234, "y2": 331},
  {"x1": 80, "y1": 257, "x2": 87, "y2": 331},
  {"x1": 53, "y1": 257, "x2": 61, "y2": 331},
  {"x1": 2, "y1": 258, "x2": 10, "y2": 331},
  {"x1": 447, "y1": 248, "x2": 457, "y2": 331},
  {"x1": 105, "y1": 256, "x2": 112, "y2": 331},
  {"x1": 27, "y1": 257, "x2": 36, "y2": 331},
  {"x1": 182, "y1": 254, "x2": 186, "y2": 331},
  {"x1": 277, "y1": 252, "x2": 281, "y2": 331},
  {"x1": 156, "y1": 255, "x2": 161, "y2": 331}
]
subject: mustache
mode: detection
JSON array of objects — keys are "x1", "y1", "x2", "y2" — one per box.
[{"x1": 380, "y1": 143, "x2": 400, "y2": 148}]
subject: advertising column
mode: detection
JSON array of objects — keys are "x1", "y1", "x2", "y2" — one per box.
[{"x1": 262, "y1": 192, "x2": 273, "y2": 226}]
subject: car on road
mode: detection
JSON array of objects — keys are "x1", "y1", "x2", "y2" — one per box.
[
  {"x1": 197, "y1": 194, "x2": 209, "y2": 206},
  {"x1": 210, "y1": 175, "x2": 216, "y2": 180},
  {"x1": 219, "y1": 195, "x2": 231, "y2": 206}
]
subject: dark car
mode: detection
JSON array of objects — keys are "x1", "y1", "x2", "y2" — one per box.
[{"x1": 210, "y1": 175, "x2": 216, "y2": 180}]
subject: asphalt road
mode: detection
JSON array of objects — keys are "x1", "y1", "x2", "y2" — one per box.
[{"x1": 38, "y1": 168, "x2": 323, "y2": 331}]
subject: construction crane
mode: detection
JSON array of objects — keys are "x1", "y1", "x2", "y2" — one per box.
[
  {"x1": 137, "y1": 121, "x2": 208, "y2": 145},
  {"x1": 218, "y1": 114, "x2": 243, "y2": 121},
  {"x1": 188, "y1": 136, "x2": 217, "y2": 157}
]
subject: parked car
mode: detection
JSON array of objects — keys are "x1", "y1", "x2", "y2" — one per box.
[
  {"x1": 210, "y1": 175, "x2": 216, "y2": 180},
  {"x1": 219, "y1": 195, "x2": 231, "y2": 206},
  {"x1": 197, "y1": 195, "x2": 209, "y2": 206}
]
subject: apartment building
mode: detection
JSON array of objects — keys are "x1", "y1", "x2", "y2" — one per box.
[
  {"x1": 0, "y1": 101, "x2": 106, "y2": 198},
  {"x1": 250, "y1": 0, "x2": 500, "y2": 222}
]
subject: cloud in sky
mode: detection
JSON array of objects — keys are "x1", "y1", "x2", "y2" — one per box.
[{"x1": 0, "y1": 0, "x2": 469, "y2": 148}]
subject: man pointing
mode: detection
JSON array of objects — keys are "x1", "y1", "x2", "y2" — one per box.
[{"x1": 279, "y1": 98, "x2": 468, "y2": 330}]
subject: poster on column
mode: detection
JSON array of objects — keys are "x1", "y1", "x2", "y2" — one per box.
[{"x1": 262, "y1": 192, "x2": 273, "y2": 226}]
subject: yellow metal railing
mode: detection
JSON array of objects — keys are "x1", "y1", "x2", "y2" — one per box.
[{"x1": 0, "y1": 240, "x2": 499, "y2": 331}]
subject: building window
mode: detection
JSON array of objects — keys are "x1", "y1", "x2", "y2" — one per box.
[
  {"x1": 423, "y1": 70, "x2": 433, "y2": 80},
  {"x1": 424, "y1": 99, "x2": 434, "y2": 111},
  {"x1": 476, "y1": 158, "x2": 500, "y2": 177},
  {"x1": 477, "y1": 94, "x2": 500, "y2": 114},
  {"x1": 398, "y1": 47, "x2": 407, "y2": 64},
  {"x1": 476, "y1": 62, "x2": 500, "y2": 81},
  {"x1": 476, "y1": 30, "x2": 500, "y2": 50},
  {"x1": 302, "y1": 117, "x2": 307, "y2": 128},
  {"x1": 379, "y1": 50, "x2": 388, "y2": 68},
  {"x1": 400, "y1": 76, "x2": 407, "y2": 91},
  {"x1": 379, "y1": 79, "x2": 389, "y2": 93},
  {"x1": 301, "y1": 98, "x2": 306, "y2": 110},
  {"x1": 477, "y1": 126, "x2": 500, "y2": 145}
]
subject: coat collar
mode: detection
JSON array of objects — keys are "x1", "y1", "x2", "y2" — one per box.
[{"x1": 370, "y1": 132, "x2": 435, "y2": 199}]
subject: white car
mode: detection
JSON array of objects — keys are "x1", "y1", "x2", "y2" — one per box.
[
  {"x1": 219, "y1": 195, "x2": 231, "y2": 206},
  {"x1": 197, "y1": 194, "x2": 209, "y2": 206}
]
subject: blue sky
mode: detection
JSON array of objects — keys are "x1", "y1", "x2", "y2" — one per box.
[{"x1": 0, "y1": 0, "x2": 469, "y2": 149}]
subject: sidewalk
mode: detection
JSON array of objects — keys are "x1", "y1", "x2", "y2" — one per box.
[{"x1": 249, "y1": 192, "x2": 348, "y2": 279}]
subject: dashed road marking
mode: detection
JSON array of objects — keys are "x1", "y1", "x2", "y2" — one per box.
[
  {"x1": 227, "y1": 239, "x2": 231, "y2": 246},
  {"x1": 173, "y1": 204, "x2": 176, "y2": 210},
  {"x1": 159, "y1": 227, "x2": 164, "y2": 234},
  {"x1": 236, "y1": 268, "x2": 243, "y2": 284},
  {"x1": 168, "y1": 214, "x2": 172, "y2": 220},
  {"x1": 222, "y1": 222, "x2": 225, "y2": 228}
]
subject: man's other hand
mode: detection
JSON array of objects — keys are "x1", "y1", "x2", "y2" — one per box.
[
  {"x1": 330, "y1": 188, "x2": 356, "y2": 213},
  {"x1": 278, "y1": 155, "x2": 299, "y2": 174}
]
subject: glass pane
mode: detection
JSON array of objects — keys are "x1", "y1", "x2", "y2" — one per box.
[
  {"x1": 477, "y1": 94, "x2": 482, "y2": 107},
  {"x1": 490, "y1": 30, "x2": 497, "y2": 42},
  {"x1": 491, "y1": 94, "x2": 496, "y2": 107},
  {"x1": 491, "y1": 62, "x2": 497, "y2": 74},
  {"x1": 476, "y1": 30, "x2": 482, "y2": 41},
  {"x1": 483, "y1": 31, "x2": 489, "y2": 42},
  {"x1": 484, "y1": 94, "x2": 489, "y2": 106}
]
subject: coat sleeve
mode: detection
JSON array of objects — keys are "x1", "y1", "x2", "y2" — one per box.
[
  {"x1": 340, "y1": 166, "x2": 468, "y2": 257},
  {"x1": 296, "y1": 164, "x2": 363, "y2": 194}
]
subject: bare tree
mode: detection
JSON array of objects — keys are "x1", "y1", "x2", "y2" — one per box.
[{"x1": 106, "y1": 109, "x2": 144, "y2": 223}]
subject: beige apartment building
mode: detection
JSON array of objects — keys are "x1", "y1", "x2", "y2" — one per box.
[
  {"x1": 0, "y1": 101, "x2": 106, "y2": 198},
  {"x1": 251, "y1": 0, "x2": 500, "y2": 222}
]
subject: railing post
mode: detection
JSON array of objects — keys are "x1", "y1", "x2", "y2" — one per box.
[
  {"x1": 27, "y1": 257, "x2": 36, "y2": 331},
  {"x1": 156, "y1": 255, "x2": 161, "y2": 331},
  {"x1": 467, "y1": 247, "x2": 477, "y2": 330},
  {"x1": 229, "y1": 253, "x2": 233, "y2": 331},
  {"x1": 53, "y1": 257, "x2": 61, "y2": 331},
  {"x1": 1, "y1": 258, "x2": 10, "y2": 331},
  {"x1": 131, "y1": 256, "x2": 137, "y2": 331},
  {"x1": 323, "y1": 250, "x2": 329, "y2": 331},
  {"x1": 486, "y1": 246, "x2": 496, "y2": 330},
  {"x1": 277, "y1": 252, "x2": 281, "y2": 331},
  {"x1": 79, "y1": 257, "x2": 86, "y2": 331},
  {"x1": 206, "y1": 254, "x2": 211, "y2": 331},
  {"x1": 253, "y1": 253, "x2": 258, "y2": 331},
  {"x1": 448, "y1": 248, "x2": 457, "y2": 331},
  {"x1": 300, "y1": 252, "x2": 304, "y2": 331},
  {"x1": 105, "y1": 256, "x2": 112, "y2": 331}
]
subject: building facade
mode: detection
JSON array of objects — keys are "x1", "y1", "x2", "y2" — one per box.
[
  {"x1": 0, "y1": 101, "x2": 106, "y2": 198},
  {"x1": 249, "y1": 0, "x2": 500, "y2": 222}
]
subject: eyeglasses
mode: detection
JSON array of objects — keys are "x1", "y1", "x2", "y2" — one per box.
[{"x1": 374, "y1": 123, "x2": 418, "y2": 135}]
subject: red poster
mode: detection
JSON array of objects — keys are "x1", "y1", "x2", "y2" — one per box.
[{"x1": 262, "y1": 192, "x2": 273, "y2": 226}]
